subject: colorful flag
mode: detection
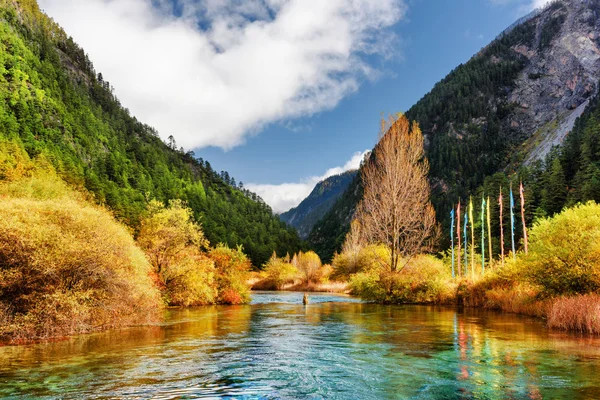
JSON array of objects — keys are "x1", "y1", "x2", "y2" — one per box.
[
  {"x1": 510, "y1": 186, "x2": 516, "y2": 260},
  {"x1": 499, "y1": 188, "x2": 505, "y2": 266},
  {"x1": 450, "y1": 208, "x2": 455, "y2": 278},
  {"x1": 481, "y1": 196, "x2": 485, "y2": 274},
  {"x1": 520, "y1": 181, "x2": 529, "y2": 255},
  {"x1": 469, "y1": 197, "x2": 475, "y2": 280},
  {"x1": 487, "y1": 196, "x2": 492, "y2": 265},
  {"x1": 457, "y1": 201, "x2": 461, "y2": 277}
]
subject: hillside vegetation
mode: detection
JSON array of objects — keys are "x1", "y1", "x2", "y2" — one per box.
[
  {"x1": 0, "y1": 139, "x2": 257, "y2": 342},
  {"x1": 280, "y1": 170, "x2": 357, "y2": 239},
  {"x1": 0, "y1": 0, "x2": 303, "y2": 267}
]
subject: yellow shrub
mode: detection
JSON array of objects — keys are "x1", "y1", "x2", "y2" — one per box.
[
  {"x1": 350, "y1": 255, "x2": 454, "y2": 304},
  {"x1": 164, "y1": 253, "x2": 217, "y2": 306},
  {"x1": 332, "y1": 244, "x2": 389, "y2": 279},
  {"x1": 0, "y1": 180, "x2": 162, "y2": 342},
  {"x1": 262, "y1": 254, "x2": 298, "y2": 290},
  {"x1": 209, "y1": 244, "x2": 252, "y2": 304},
  {"x1": 295, "y1": 251, "x2": 322, "y2": 285},
  {"x1": 137, "y1": 199, "x2": 215, "y2": 306},
  {"x1": 522, "y1": 202, "x2": 600, "y2": 297}
]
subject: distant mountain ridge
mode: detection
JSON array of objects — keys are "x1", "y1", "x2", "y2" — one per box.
[
  {"x1": 280, "y1": 170, "x2": 357, "y2": 239},
  {"x1": 309, "y1": 0, "x2": 600, "y2": 261}
]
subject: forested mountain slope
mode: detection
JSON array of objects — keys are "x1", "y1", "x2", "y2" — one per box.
[
  {"x1": 280, "y1": 170, "x2": 357, "y2": 239},
  {"x1": 309, "y1": 0, "x2": 600, "y2": 261},
  {"x1": 0, "y1": 0, "x2": 304, "y2": 267}
]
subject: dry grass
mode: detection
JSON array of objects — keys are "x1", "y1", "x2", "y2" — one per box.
[
  {"x1": 250, "y1": 276, "x2": 349, "y2": 293},
  {"x1": 285, "y1": 281, "x2": 350, "y2": 293},
  {"x1": 547, "y1": 294, "x2": 600, "y2": 334}
]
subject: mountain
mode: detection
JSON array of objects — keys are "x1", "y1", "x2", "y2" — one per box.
[
  {"x1": 309, "y1": 0, "x2": 600, "y2": 261},
  {"x1": 0, "y1": 0, "x2": 304, "y2": 267},
  {"x1": 280, "y1": 170, "x2": 358, "y2": 239}
]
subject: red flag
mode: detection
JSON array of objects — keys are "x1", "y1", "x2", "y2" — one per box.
[
  {"x1": 520, "y1": 182, "x2": 528, "y2": 255},
  {"x1": 457, "y1": 200, "x2": 461, "y2": 277},
  {"x1": 499, "y1": 188, "x2": 504, "y2": 266}
]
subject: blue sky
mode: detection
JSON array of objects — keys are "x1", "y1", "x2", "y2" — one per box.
[
  {"x1": 40, "y1": 0, "x2": 546, "y2": 212},
  {"x1": 199, "y1": 0, "x2": 543, "y2": 211}
]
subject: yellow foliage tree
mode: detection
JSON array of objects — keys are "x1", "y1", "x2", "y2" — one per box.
[
  {"x1": 356, "y1": 114, "x2": 437, "y2": 272},
  {"x1": 209, "y1": 244, "x2": 252, "y2": 304},
  {"x1": 137, "y1": 199, "x2": 216, "y2": 305},
  {"x1": 263, "y1": 252, "x2": 298, "y2": 290},
  {"x1": 295, "y1": 251, "x2": 322, "y2": 285}
]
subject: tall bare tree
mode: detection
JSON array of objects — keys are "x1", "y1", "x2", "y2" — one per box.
[
  {"x1": 341, "y1": 219, "x2": 363, "y2": 274},
  {"x1": 355, "y1": 114, "x2": 437, "y2": 272}
]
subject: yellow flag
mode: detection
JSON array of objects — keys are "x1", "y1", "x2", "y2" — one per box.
[
  {"x1": 487, "y1": 196, "x2": 492, "y2": 264},
  {"x1": 469, "y1": 197, "x2": 474, "y2": 280}
]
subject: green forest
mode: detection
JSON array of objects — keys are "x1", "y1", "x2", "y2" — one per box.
[{"x1": 0, "y1": 0, "x2": 304, "y2": 267}]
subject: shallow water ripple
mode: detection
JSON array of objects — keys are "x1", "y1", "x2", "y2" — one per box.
[{"x1": 1, "y1": 291, "x2": 600, "y2": 399}]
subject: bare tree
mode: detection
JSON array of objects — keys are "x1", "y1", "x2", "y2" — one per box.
[
  {"x1": 341, "y1": 219, "x2": 363, "y2": 274},
  {"x1": 355, "y1": 114, "x2": 437, "y2": 272}
]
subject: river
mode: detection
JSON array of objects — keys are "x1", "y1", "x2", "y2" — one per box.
[{"x1": 1, "y1": 291, "x2": 600, "y2": 399}]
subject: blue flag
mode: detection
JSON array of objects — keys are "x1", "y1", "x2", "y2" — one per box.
[
  {"x1": 450, "y1": 208, "x2": 455, "y2": 278},
  {"x1": 481, "y1": 196, "x2": 485, "y2": 274},
  {"x1": 510, "y1": 186, "x2": 516, "y2": 259},
  {"x1": 463, "y1": 211, "x2": 468, "y2": 273}
]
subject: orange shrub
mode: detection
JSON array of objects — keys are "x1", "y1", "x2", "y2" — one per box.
[{"x1": 209, "y1": 244, "x2": 252, "y2": 304}]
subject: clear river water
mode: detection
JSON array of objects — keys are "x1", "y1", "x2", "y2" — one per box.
[{"x1": 1, "y1": 291, "x2": 600, "y2": 399}]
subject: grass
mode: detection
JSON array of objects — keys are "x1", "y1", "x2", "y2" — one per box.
[
  {"x1": 547, "y1": 294, "x2": 600, "y2": 334},
  {"x1": 250, "y1": 275, "x2": 349, "y2": 293}
]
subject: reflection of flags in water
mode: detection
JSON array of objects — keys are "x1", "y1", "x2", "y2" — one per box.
[
  {"x1": 520, "y1": 181, "x2": 529, "y2": 255},
  {"x1": 481, "y1": 196, "x2": 485, "y2": 274},
  {"x1": 499, "y1": 188, "x2": 505, "y2": 266},
  {"x1": 450, "y1": 208, "x2": 455, "y2": 278},
  {"x1": 457, "y1": 201, "x2": 461, "y2": 277},
  {"x1": 510, "y1": 186, "x2": 516, "y2": 260}
]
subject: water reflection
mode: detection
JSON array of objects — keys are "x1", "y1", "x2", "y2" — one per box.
[{"x1": 1, "y1": 292, "x2": 600, "y2": 399}]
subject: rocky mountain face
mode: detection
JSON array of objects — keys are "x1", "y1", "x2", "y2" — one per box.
[
  {"x1": 280, "y1": 170, "x2": 357, "y2": 239},
  {"x1": 512, "y1": 0, "x2": 600, "y2": 163},
  {"x1": 309, "y1": 0, "x2": 600, "y2": 261}
]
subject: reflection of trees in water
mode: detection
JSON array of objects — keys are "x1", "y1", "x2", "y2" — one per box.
[{"x1": 4, "y1": 300, "x2": 600, "y2": 398}]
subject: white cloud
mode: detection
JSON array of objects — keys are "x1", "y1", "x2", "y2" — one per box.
[
  {"x1": 491, "y1": 0, "x2": 552, "y2": 12},
  {"x1": 39, "y1": 0, "x2": 405, "y2": 150},
  {"x1": 246, "y1": 150, "x2": 368, "y2": 213},
  {"x1": 530, "y1": 0, "x2": 552, "y2": 9}
]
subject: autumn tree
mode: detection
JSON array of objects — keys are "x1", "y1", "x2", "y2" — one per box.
[
  {"x1": 263, "y1": 252, "x2": 298, "y2": 290},
  {"x1": 294, "y1": 251, "x2": 322, "y2": 285},
  {"x1": 209, "y1": 244, "x2": 252, "y2": 304},
  {"x1": 137, "y1": 199, "x2": 216, "y2": 305},
  {"x1": 355, "y1": 114, "x2": 437, "y2": 272},
  {"x1": 138, "y1": 200, "x2": 209, "y2": 276},
  {"x1": 339, "y1": 219, "x2": 364, "y2": 275}
]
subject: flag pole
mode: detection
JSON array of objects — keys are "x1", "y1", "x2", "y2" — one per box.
[{"x1": 499, "y1": 188, "x2": 505, "y2": 266}]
